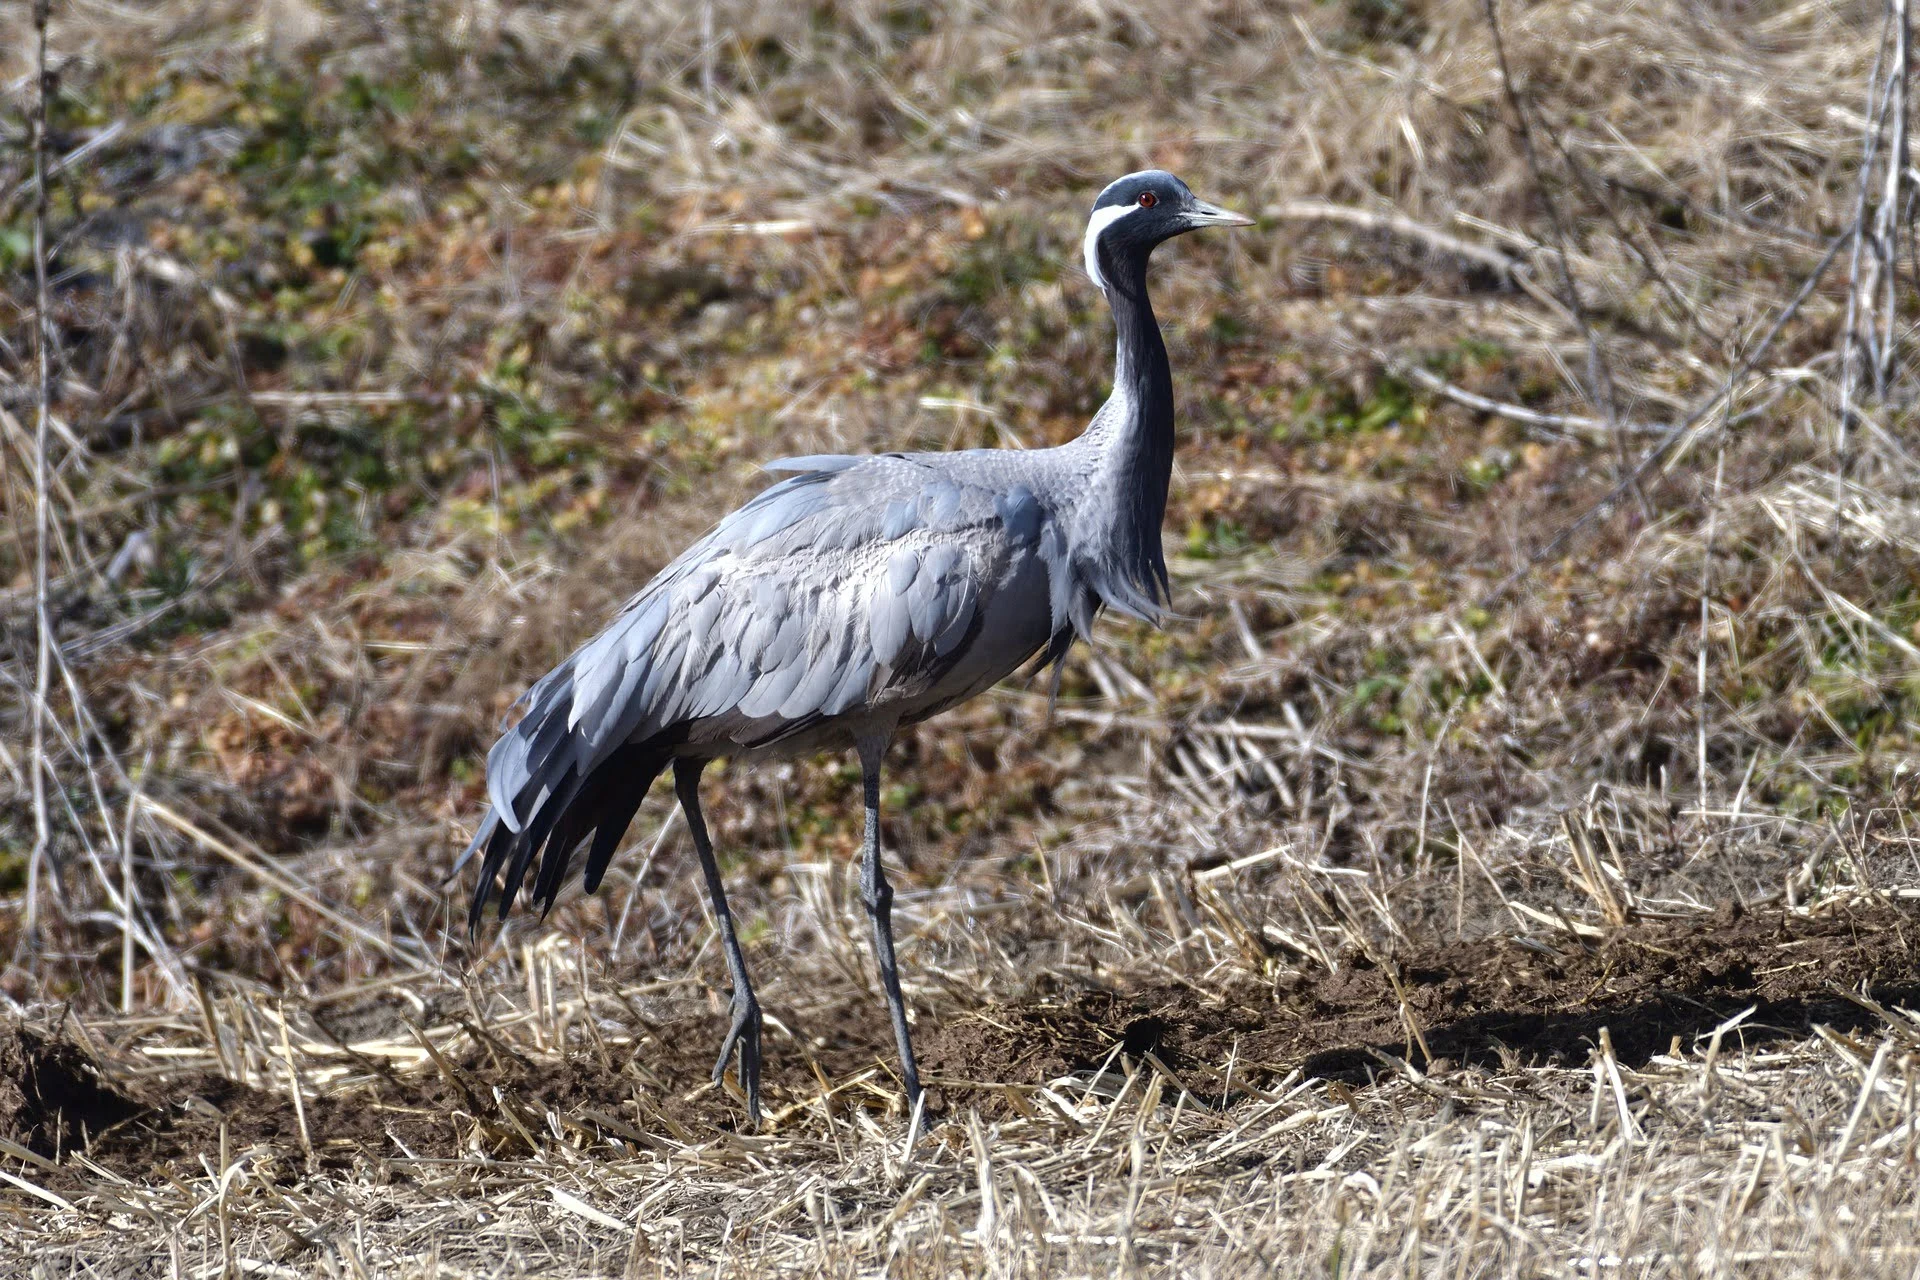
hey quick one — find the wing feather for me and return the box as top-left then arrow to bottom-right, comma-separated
761,453 -> 865,474
737,652 -> 810,720
932,575 -> 978,657
759,605 -> 806,673
869,584 -> 912,666
570,598 -> 667,732
581,780 -> 650,893
779,605 -> 854,720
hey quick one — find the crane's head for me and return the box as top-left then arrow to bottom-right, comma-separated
1083,170 -> 1252,294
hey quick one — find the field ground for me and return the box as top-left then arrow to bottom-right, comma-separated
4,0 -> 1920,1274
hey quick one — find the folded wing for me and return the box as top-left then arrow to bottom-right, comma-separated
459,455 -> 1074,928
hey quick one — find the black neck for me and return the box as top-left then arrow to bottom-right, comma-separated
1088,242 -> 1174,608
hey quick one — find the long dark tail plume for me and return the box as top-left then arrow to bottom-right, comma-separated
458,741 -> 669,936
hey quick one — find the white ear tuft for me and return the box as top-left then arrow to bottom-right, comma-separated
1082,203 -> 1138,292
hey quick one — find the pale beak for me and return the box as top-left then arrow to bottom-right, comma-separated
1185,199 -> 1255,229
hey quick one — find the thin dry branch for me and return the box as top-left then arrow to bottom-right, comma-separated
25,0 -> 55,936
1838,0 -> 1914,454
1264,199 -> 1520,280
1369,348 -> 1657,441
1479,0 -> 1624,439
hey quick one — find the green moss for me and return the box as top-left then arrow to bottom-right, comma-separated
0,225 -> 30,274
1209,312 -> 1249,343
0,849 -> 26,895
944,229 -> 1057,307
1279,373 -> 1423,441
1184,516 -> 1252,559
1462,447 -> 1515,490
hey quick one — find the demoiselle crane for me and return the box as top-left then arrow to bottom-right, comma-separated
457,171 -> 1252,1126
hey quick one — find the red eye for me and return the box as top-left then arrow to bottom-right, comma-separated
1138,191 -> 1158,208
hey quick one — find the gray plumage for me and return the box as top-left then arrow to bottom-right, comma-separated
457,171 -> 1251,1128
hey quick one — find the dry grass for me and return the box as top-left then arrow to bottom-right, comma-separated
11,865 -> 1920,1276
2,0 -> 1920,1273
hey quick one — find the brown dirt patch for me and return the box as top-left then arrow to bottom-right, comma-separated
0,1026 -> 145,1159
10,902 -> 1917,1184
67,1046 -> 695,1182
921,900 -> 1920,1105
1,992 -> 905,1184
0,1030 -> 470,1185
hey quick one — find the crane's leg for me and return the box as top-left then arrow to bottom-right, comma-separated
856,736 -> 923,1115
674,758 -> 763,1127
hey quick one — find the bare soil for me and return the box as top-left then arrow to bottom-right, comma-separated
922,899 -> 1920,1103
0,1026 -> 142,1160
0,987 -> 915,1185
9,899 -> 1913,1188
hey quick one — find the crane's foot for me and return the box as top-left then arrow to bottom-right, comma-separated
712,990 -> 763,1127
